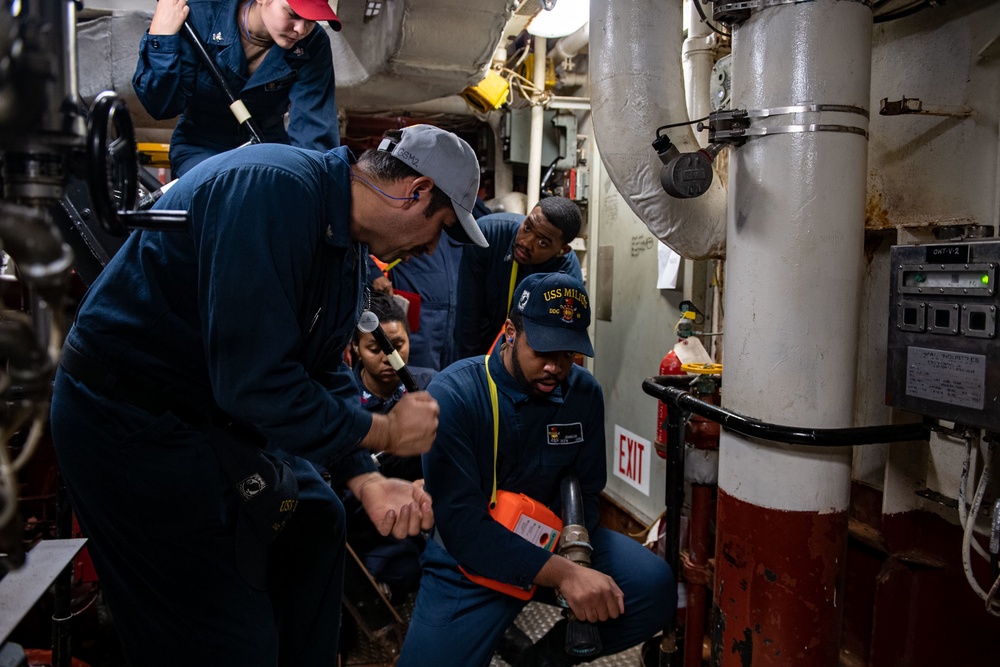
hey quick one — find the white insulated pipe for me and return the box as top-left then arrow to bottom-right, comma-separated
718,0 -> 872,509
527,35 -> 547,211
590,0 -> 727,260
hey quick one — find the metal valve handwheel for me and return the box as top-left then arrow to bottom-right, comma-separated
84,91 -> 189,234
86,91 -> 138,236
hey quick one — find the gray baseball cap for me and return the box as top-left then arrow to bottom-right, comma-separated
378,125 -> 489,248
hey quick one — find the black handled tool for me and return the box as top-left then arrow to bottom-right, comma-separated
180,19 -> 263,145
357,309 -> 419,393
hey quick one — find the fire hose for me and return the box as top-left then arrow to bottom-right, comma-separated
559,473 -> 602,659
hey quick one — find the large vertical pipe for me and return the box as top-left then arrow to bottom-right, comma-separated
713,2 -> 871,666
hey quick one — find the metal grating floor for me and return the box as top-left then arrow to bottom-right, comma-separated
489,602 -> 643,667
342,598 -> 645,666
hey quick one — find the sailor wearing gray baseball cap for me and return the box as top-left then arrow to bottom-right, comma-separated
378,125 -> 489,249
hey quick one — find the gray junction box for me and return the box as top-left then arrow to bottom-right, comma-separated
886,241 -> 1000,430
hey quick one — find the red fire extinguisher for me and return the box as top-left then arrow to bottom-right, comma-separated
655,347 -> 685,459
655,301 -> 702,458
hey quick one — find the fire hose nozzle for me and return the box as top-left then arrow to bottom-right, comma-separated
559,524 -> 592,568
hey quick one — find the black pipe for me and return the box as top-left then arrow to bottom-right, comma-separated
663,402 -> 685,589
643,377 -> 929,446
656,394 -> 685,667
180,20 -> 263,144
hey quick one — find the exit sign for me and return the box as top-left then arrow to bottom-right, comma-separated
613,425 -> 651,496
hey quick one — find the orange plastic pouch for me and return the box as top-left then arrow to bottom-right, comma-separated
459,490 -> 563,600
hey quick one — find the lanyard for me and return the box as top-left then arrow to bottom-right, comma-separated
484,354 -> 500,508
506,260 -> 519,315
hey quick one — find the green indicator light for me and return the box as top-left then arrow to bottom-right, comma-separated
982,274 -> 990,285
913,273 -> 926,283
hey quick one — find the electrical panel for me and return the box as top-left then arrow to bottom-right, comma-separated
886,241 -> 1000,430
502,108 -> 577,170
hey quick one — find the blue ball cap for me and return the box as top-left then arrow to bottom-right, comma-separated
514,272 -> 594,357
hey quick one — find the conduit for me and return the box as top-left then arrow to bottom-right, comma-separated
549,23 -> 589,63
682,4 -> 715,151
527,35 -> 547,211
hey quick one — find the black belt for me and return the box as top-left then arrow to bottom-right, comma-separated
59,342 -> 225,428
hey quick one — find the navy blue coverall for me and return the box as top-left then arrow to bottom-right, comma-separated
366,198 -> 490,370
338,364 -> 436,594
397,347 -> 676,667
382,237 -> 464,370
453,213 -> 583,360
50,144 -> 376,666
132,0 -> 340,177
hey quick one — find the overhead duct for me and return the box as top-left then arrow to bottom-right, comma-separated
76,10 -> 174,141
331,0 -> 514,111
590,0 -> 727,260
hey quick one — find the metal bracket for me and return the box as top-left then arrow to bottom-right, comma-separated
705,104 -> 870,144
879,96 -> 973,118
713,0 -> 872,25
741,124 -> 869,139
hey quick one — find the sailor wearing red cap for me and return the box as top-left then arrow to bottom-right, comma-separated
133,0 -> 342,177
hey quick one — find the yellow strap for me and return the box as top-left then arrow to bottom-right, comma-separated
484,354 -> 500,508
506,260 -> 519,315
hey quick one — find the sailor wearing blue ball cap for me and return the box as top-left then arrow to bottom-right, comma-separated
399,272 -> 676,667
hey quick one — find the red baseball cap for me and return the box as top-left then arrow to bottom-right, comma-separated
286,0 -> 342,31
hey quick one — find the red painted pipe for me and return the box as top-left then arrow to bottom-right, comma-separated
712,490 -> 847,666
